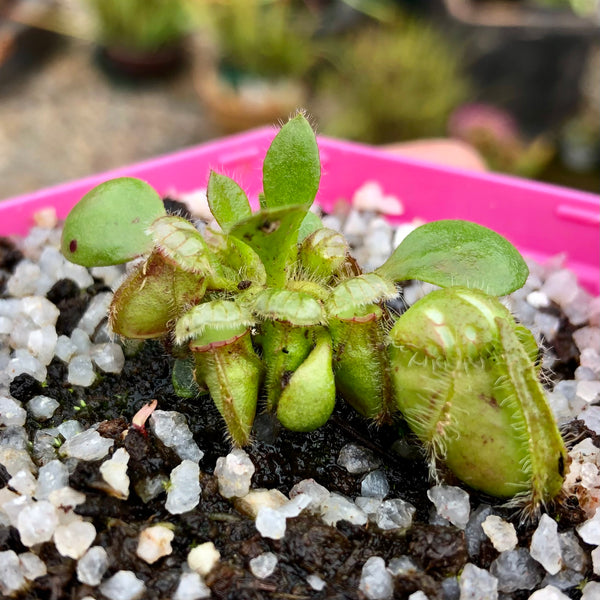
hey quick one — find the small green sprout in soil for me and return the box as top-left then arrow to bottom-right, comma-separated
61,113 -> 567,513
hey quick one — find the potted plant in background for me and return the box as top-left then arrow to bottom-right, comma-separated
195,0 -> 317,133
86,0 -> 190,77
312,16 -> 470,144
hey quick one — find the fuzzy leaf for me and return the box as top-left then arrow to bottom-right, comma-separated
326,273 -> 398,318
262,114 -> 320,209
297,211 -> 323,242
229,204 -> 309,286
376,220 -> 529,295
207,171 -> 252,232
253,289 -> 325,326
61,177 -> 166,266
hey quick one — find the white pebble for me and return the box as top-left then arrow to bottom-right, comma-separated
573,327 -> 600,353
70,328 -> 92,354
173,571 -> 211,600
427,485 -> 470,529
593,546 -> 600,576
78,292 -> 112,336
235,488 -> 288,518
214,449 -> 255,498
249,552 -> 278,579
582,581 -> 600,600
289,478 -> 329,511
0,396 -> 27,426
8,469 -> 37,496
526,291 -> 550,309
0,550 -> 27,596
374,498 -> 416,531
361,470 -> 390,499
187,541 -> 220,576
150,410 -> 204,463
100,570 -> 146,600
166,460 -> 201,515
576,381 -> 600,404
100,448 -> 130,499
77,545 -> 109,586
91,342 -> 125,374
55,335 -> 78,362
577,507 -> 600,545
278,493 -> 312,519
337,443 -> 381,474
307,573 -> 326,591
7,350 -> 46,382
54,520 -> 96,559
359,556 -> 393,600
19,551 -> 47,580
459,563 -> 498,599
481,515 -> 518,552
67,355 -> 96,387
530,514 -> 562,575
61,429 -> 114,461
27,395 -> 60,420
255,506 -> 287,540
321,493 -> 368,527
528,585 -> 570,600
137,524 -> 174,564
17,500 -> 59,546
27,326 -> 58,365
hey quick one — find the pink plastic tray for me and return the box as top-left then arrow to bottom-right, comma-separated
1,128 -> 598,294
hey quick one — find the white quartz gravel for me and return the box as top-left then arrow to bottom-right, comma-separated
0,203 -> 598,599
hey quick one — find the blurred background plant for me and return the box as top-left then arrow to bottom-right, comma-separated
86,0 -> 189,55
313,15 -> 471,144
0,0 -> 598,195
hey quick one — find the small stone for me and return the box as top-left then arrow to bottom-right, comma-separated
234,488 -> 288,518
559,531 -> 588,572
70,328 -> 92,354
255,506 -> 287,540
187,541 -> 220,576
353,181 -> 404,216
441,576 -> 460,600
173,571 -> 211,600
55,335 -> 78,362
427,485 -> 470,529
100,448 -> 130,499
530,514 -> 562,575
542,568 -> 585,591
67,355 -> 96,387
408,592 -> 429,600
166,460 -> 201,515
150,411 -> 203,463
527,585 -> 570,600
0,550 -> 27,595
0,446 -> 36,476
580,348 -> 600,375
60,429 -> 114,461
337,443 -> 381,474
582,581 -> 600,600
100,570 -> 146,600
20,296 -> 60,328
214,449 -> 255,498
19,551 -> 47,580
320,493 -> 368,527
526,291 -> 550,309
489,548 -> 544,593
17,500 -> 59,546
355,496 -> 382,517
0,395 -> 27,426
57,419 -> 84,439
2,493 -> 32,527
289,478 -> 330,511
576,380 -> 600,404
361,470 -> 390,499
307,574 -> 326,591
578,406 -> 600,435
459,563 -> 498,600
573,327 -> 600,353
36,459 -> 69,499
278,493 -> 312,519
54,520 -> 97,559
27,326 -> 58,365
387,556 -> 418,576
578,507 -> 600,545
137,525 -> 175,564
374,498 -> 416,531
77,546 -> 109,586
91,342 -> 125,374
48,486 -> 86,513
8,349 -> 47,382
534,312 -> 561,341
135,474 -> 168,504
8,469 -> 37,496
27,395 -> 60,420
481,515 -> 518,552
540,269 -> 578,307
249,552 -> 278,579
359,556 -> 393,600
78,292 -> 112,336
593,546 -> 600,576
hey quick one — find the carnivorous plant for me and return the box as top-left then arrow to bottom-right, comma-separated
61,114 -> 567,511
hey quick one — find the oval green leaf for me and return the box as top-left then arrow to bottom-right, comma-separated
376,220 -> 529,296
61,177 -> 166,266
